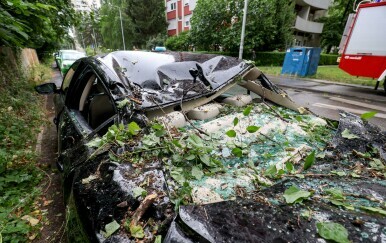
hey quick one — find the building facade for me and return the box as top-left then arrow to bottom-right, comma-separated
72,0 -> 101,12
165,0 -> 197,36
293,0 -> 332,46
165,0 -> 332,47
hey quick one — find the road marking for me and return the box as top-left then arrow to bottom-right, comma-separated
313,103 -> 386,119
329,97 -> 386,112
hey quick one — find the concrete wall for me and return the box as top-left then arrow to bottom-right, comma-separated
20,48 -> 39,70
0,47 -> 39,74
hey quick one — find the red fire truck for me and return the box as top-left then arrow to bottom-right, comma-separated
339,1 -> 386,93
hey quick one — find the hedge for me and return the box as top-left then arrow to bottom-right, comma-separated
195,51 -> 338,66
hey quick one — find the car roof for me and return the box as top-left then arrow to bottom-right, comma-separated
60,50 -> 85,54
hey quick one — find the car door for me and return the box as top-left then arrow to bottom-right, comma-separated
56,63 -> 117,193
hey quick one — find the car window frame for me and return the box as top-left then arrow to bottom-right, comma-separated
61,61 -> 82,94
64,64 -> 117,133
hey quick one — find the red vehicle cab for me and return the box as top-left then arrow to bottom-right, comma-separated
339,1 -> 386,92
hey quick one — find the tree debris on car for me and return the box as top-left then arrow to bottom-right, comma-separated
35,51 -> 385,242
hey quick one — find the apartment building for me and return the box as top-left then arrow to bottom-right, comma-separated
165,0 -> 197,36
72,0 -> 101,12
293,0 -> 333,46
165,0 -> 332,47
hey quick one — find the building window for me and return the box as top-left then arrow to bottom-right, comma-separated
185,0 -> 189,6
185,21 -> 190,27
171,2 -> 176,11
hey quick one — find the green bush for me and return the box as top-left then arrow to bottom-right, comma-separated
194,51 -> 338,66
319,54 -> 338,65
165,31 -> 190,51
253,52 -> 286,66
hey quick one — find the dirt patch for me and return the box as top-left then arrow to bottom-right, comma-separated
33,70 -> 66,243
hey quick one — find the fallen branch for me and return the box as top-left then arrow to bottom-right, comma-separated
130,193 -> 157,227
182,111 -> 209,137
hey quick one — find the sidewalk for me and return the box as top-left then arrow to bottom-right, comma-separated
267,74 -> 386,102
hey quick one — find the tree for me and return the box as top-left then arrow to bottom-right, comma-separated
99,0 -> 134,50
319,0 -> 355,53
126,0 -> 167,48
146,33 -> 167,50
0,0 -> 79,57
76,10 -> 103,50
190,0 -> 295,53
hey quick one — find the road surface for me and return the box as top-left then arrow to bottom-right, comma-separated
229,75 -> 386,131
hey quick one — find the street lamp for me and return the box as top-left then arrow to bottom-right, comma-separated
118,7 -> 126,50
239,0 -> 248,59
110,5 -> 126,50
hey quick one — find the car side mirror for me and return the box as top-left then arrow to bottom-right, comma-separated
35,83 -> 59,94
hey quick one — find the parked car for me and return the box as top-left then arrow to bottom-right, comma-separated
36,51 -> 385,243
55,50 -> 86,76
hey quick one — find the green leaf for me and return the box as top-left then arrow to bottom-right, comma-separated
233,117 -> 239,126
128,122 -> 141,135
185,154 -> 196,161
155,235 -> 162,243
232,147 -> 243,157
246,125 -> 260,133
191,166 -> 204,180
369,158 -> 385,170
360,111 -> 377,120
285,162 -> 294,172
86,138 -> 103,148
243,106 -> 252,116
330,200 -> 354,210
316,222 -> 350,243
341,128 -> 359,139
359,206 -> 386,216
103,220 -> 120,238
199,154 -> 211,166
331,171 -> 347,176
130,224 -> 145,239
187,134 -> 204,147
283,186 -> 311,204
325,188 -> 345,200
265,164 -> 277,177
226,129 -> 236,137
132,187 -> 147,198
303,151 -> 315,170
152,124 -> 164,130
170,168 -> 186,184
117,98 -> 130,108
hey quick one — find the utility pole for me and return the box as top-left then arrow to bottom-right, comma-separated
239,0 -> 248,59
119,7 -> 126,50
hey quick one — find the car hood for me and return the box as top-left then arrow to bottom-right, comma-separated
62,60 -> 75,66
72,55 -> 386,242
74,105 -> 386,242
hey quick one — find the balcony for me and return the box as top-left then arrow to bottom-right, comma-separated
294,16 -> 324,34
295,0 -> 331,10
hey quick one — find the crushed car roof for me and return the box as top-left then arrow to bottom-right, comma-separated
100,51 -> 251,110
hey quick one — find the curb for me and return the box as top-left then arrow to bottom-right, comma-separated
266,74 -> 378,90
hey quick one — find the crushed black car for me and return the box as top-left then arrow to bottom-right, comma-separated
36,51 -> 386,243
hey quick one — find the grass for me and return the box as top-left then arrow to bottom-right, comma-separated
0,61 -> 50,242
259,65 -> 379,87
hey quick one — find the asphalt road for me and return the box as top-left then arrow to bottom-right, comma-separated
228,75 -> 386,131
